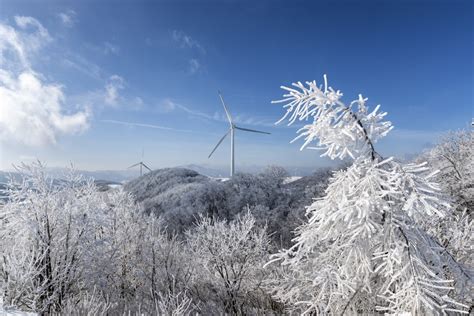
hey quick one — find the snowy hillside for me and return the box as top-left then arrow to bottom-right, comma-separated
122,167 -> 333,237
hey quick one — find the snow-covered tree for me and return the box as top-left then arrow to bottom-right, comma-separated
133,219 -> 197,314
0,162 -> 105,313
186,213 -> 276,315
420,129 -> 473,214
0,162 -> 199,315
416,130 -> 473,305
266,76 -> 471,314
81,187 -> 146,311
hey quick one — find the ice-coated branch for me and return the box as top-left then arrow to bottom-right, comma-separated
273,75 -> 393,161
267,76 -> 469,315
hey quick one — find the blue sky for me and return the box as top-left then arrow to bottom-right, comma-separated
0,0 -> 472,171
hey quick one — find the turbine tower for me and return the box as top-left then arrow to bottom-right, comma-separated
128,148 -> 152,176
208,91 -> 270,177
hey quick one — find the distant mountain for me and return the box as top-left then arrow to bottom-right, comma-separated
45,168 -> 138,183
0,171 -> 21,185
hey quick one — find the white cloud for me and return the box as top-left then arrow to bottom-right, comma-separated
171,30 -> 205,54
104,75 -> 124,106
0,16 -> 90,147
0,70 -> 89,146
57,10 -> 76,27
188,58 -> 201,74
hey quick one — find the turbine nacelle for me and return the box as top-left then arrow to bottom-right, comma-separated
128,149 -> 152,176
208,92 -> 270,177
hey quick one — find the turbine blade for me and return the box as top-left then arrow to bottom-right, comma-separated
142,163 -> 152,172
127,163 -> 140,169
234,126 -> 271,134
208,129 -> 230,158
218,91 -> 233,124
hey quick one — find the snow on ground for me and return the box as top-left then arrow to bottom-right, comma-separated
209,176 -> 301,184
209,177 -> 230,182
0,301 -> 37,316
283,176 -> 302,184
0,311 -> 37,316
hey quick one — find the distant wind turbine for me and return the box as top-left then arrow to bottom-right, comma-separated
128,149 -> 152,176
208,91 -> 270,177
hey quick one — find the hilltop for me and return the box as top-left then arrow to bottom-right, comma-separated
123,166 -> 333,243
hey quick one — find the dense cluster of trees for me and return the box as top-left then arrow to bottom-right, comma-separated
1,162 -> 283,314
0,77 -> 472,315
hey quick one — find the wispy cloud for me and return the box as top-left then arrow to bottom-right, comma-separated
69,75 -> 144,111
84,41 -> 120,56
171,30 -> 205,54
101,119 -> 195,133
171,30 -> 205,75
159,99 -> 214,120
131,97 -> 145,110
231,114 -> 276,127
188,58 -> 201,74
103,42 -> 119,55
104,75 -> 124,106
61,53 -> 103,81
160,98 -> 275,128
1,16 -> 52,68
57,10 -> 76,27
157,98 -> 178,112
211,111 -> 276,127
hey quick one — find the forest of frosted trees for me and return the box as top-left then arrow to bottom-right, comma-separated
0,77 -> 472,315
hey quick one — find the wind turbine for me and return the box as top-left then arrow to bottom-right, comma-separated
128,149 -> 152,176
208,91 -> 270,177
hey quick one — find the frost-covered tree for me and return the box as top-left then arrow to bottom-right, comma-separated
0,162 -> 199,315
0,162 -> 105,313
186,213 -> 277,315
416,130 -> 473,305
133,219 -> 197,315
420,130 -> 473,214
266,76 -> 471,314
82,187 -> 146,311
